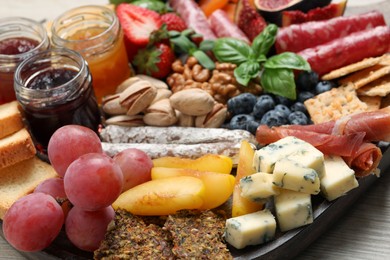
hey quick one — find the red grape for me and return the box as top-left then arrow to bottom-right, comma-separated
65,206 -> 115,252
113,148 -> 153,191
47,125 -> 103,177
3,193 -> 64,252
34,177 -> 66,199
64,153 -> 123,211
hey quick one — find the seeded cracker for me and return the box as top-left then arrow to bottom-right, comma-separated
338,63 -> 390,89
357,74 -> 390,97
358,96 -> 382,111
304,84 -> 368,124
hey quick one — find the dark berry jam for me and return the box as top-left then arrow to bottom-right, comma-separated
27,68 -> 77,90
0,37 -> 39,55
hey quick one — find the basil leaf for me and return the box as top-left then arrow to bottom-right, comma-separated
264,52 -> 311,71
251,24 -> 278,58
199,40 -> 215,52
234,61 -> 260,86
261,68 -> 296,99
213,38 -> 253,65
192,50 -> 215,70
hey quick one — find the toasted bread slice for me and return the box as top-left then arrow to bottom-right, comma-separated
0,156 -> 58,219
0,101 -> 24,139
0,128 -> 36,169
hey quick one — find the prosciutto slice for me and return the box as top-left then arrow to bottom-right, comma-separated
343,142 -> 382,177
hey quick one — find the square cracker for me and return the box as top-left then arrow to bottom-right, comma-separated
321,55 -> 387,81
338,64 -> 390,89
358,95 -> 382,111
304,84 -> 368,124
357,74 -> 390,97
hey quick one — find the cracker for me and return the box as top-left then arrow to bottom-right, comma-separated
338,64 -> 390,89
304,83 -> 368,124
357,74 -> 390,97
321,55 -> 386,81
358,95 -> 382,111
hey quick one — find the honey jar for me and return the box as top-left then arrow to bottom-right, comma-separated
51,5 -> 131,103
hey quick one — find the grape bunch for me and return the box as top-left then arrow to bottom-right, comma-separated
225,71 -> 337,135
3,125 -> 154,253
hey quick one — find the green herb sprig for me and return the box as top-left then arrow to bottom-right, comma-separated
213,24 -> 310,100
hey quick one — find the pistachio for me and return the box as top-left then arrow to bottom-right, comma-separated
195,103 -> 227,128
151,88 -> 172,104
137,74 -> 168,89
116,76 -> 141,93
143,99 -> 178,126
169,88 -> 215,116
102,94 -> 127,115
176,110 -> 195,127
119,80 -> 157,116
105,115 -> 145,127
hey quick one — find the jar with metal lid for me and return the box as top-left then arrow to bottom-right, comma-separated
51,5 -> 131,103
0,17 -> 50,104
14,48 -> 101,153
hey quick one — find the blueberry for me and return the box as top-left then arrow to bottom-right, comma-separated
288,111 -> 309,125
246,120 -> 261,135
296,71 -> 319,91
229,114 -> 255,130
290,102 -> 308,114
297,91 -> 315,103
274,95 -> 294,107
260,110 -> 288,127
315,81 -> 336,94
227,93 -> 257,116
274,104 -> 291,117
253,95 -> 275,119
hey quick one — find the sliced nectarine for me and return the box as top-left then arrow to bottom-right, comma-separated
199,0 -> 229,17
232,140 -> 264,217
152,154 -> 233,174
112,176 -> 205,216
152,167 -> 235,210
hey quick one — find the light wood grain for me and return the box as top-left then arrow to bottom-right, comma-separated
1,1 -> 390,259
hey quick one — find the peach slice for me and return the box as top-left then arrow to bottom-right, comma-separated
232,140 -> 264,217
152,167 -> 235,210
152,154 -> 233,174
112,176 -> 205,216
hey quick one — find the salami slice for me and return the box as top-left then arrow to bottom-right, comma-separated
298,26 -> 390,76
275,11 -> 387,54
168,0 -> 216,40
208,10 -> 250,43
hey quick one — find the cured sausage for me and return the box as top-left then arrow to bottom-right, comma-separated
168,0 -> 217,40
298,26 -> 390,76
208,10 -> 250,43
275,11 -> 387,54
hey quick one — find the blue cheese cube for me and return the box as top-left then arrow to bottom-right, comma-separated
321,155 -> 359,201
274,189 -> 313,232
273,158 -> 320,195
239,172 -> 280,202
224,209 -> 276,249
253,136 -> 324,175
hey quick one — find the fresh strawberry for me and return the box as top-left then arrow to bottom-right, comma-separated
116,3 -> 163,61
160,13 -> 187,32
133,43 -> 175,79
236,0 -> 267,41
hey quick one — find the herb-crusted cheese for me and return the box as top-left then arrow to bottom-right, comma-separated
253,136 -> 324,175
239,172 -> 280,202
321,155 -> 359,201
273,158 -> 320,195
274,189 -> 313,232
224,209 -> 276,249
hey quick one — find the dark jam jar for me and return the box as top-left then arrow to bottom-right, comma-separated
0,17 -> 50,104
14,48 -> 101,153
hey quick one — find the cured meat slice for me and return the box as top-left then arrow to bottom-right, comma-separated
169,0 -> 217,40
275,11 -> 386,54
298,26 -> 390,76
343,142 -> 382,177
208,10 -> 250,43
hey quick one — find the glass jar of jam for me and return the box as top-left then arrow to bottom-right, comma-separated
14,48 -> 101,153
51,5 -> 132,104
0,17 -> 50,105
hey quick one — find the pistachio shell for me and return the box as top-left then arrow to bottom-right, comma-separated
144,99 -> 178,126
170,88 -> 215,116
119,80 -> 157,116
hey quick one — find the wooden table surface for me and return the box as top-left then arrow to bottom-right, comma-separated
1,0 -> 390,259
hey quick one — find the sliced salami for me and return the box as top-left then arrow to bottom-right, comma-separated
208,10 -> 250,43
298,26 -> 390,76
169,0 -> 217,40
275,11 -> 387,54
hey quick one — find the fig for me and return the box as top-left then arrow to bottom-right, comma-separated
234,0 -> 267,41
254,0 -> 332,26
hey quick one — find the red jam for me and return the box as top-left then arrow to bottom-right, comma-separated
0,37 -> 39,55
